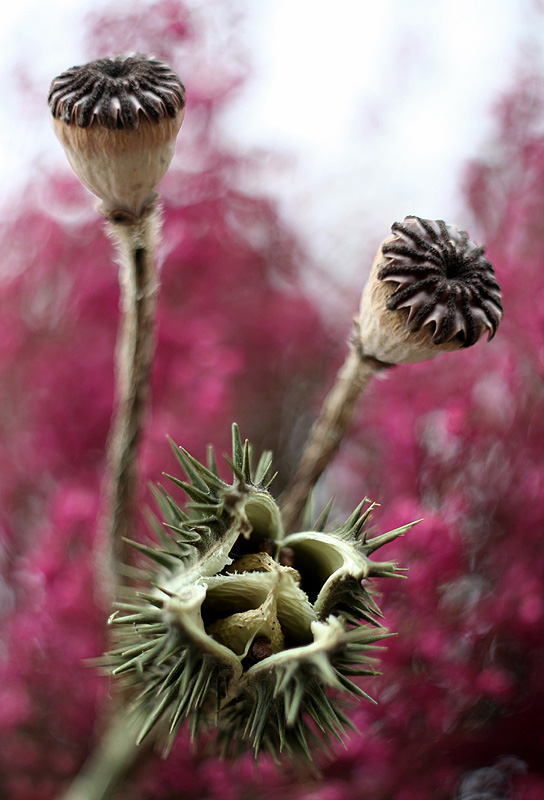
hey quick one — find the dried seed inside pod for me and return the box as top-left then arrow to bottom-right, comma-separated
48,54 -> 186,218
358,216 -> 503,365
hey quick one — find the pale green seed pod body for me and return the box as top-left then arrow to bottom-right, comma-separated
51,111 -> 184,217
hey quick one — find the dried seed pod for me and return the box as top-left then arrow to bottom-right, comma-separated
48,54 -> 185,218
105,425 -> 412,759
280,500 -> 413,625
203,568 -> 316,653
358,216 -> 503,364
219,616 -> 388,760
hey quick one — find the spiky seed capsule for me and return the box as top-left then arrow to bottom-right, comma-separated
358,216 -> 503,365
105,425 -> 413,760
48,54 -> 186,218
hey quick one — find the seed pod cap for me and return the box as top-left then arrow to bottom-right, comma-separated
358,216 -> 503,365
48,54 -> 186,217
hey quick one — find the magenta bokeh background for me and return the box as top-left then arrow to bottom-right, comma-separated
1,3 -> 543,799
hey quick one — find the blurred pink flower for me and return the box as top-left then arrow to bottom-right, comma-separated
1,2 -> 544,799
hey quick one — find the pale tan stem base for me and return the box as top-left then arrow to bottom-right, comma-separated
96,205 -> 161,607
280,340 -> 387,532
60,708 -> 145,800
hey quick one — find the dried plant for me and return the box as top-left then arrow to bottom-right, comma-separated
48,53 -> 185,604
49,54 -> 185,219
105,424 -> 413,759
1,19 -> 521,800
281,216 -> 502,531
358,215 -> 503,365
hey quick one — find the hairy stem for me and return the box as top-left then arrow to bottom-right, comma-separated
96,205 -> 161,606
60,207 -> 161,800
280,332 -> 388,532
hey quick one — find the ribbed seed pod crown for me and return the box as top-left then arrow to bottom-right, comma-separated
48,54 -> 186,218
358,216 -> 503,365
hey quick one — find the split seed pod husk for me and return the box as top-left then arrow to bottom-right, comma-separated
48,54 -> 186,218
358,216 -> 503,364
104,425 -> 414,760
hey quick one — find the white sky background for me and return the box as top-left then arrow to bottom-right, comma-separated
0,0 -> 541,286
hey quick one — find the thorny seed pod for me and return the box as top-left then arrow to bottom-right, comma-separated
48,54 -> 185,218
105,425 -> 414,760
358,216 -> 503,365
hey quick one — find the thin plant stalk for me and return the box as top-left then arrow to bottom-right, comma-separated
97,205 -> 161,607
59,707 -> 146,800
59,208 -> 161,799
280,326 -> 389,532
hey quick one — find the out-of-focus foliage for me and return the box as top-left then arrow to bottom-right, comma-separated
1,1 -> 543,799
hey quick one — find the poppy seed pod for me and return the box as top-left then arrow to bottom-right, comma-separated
48,54 -> 185,218
358,216 -> 503,365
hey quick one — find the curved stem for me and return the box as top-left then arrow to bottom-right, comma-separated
96,205 -> 161,606
280,335 -> 388,532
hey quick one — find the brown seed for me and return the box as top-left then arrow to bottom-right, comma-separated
279,547 -> 296,567
257,538 -> 276,555
250,636 -> 274,662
